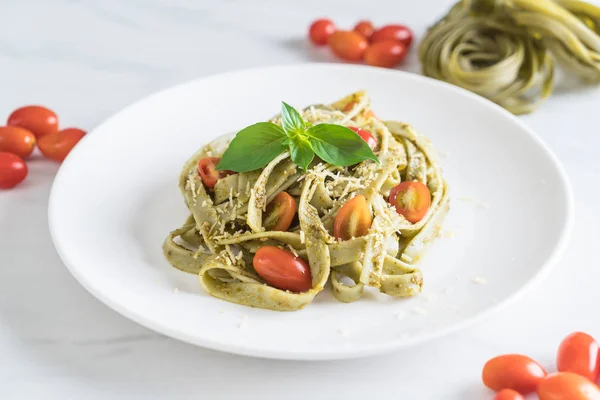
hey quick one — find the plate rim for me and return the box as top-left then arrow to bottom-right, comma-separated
48,63 -> 575,360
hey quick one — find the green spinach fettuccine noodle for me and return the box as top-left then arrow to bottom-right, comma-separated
420,0 -> 600,114
163,92 -> 449,311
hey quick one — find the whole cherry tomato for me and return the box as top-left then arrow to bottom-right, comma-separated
494,389 -> 525,400
0,126 -> 36,158
328,31 -> 368,61
7,105 -> 58,138
388,181 -> 431,223
538,372 -> 600,400
364,40 -> 407,68
309,18 -> 336,46
353,20 -> 374,40
334,194 -> 372,241
253,246 -> 312,292
557,332 -> 600,381
197,157 -> 233,188
0,152 -> 28,189
264,192 -> 297,232
371,24 -> 413,47
482,354 -> 547,394
348,126 -> 377,150
38,128 -> 86,162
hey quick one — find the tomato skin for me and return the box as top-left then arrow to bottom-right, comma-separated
348,126 -> 377,150
494,389 -> 525,400
557,332 -> 600,381
328,31 -> 368,61
482,354 -> 547,394
0,152 -> 28,189
0,126 -> 36,158
364,40 -> 407,68
309,18 -> 335,46
264,192 -> 297,232
538,372 -> 600,400
334,195 -> 372,241
197,157 -> 233,188
38,128 -> 86,162
371,24 -> 413,47
7,105 -> 58,139
388,181 -> 431,223
354,20 -> 374,40
253,246 -> 312,292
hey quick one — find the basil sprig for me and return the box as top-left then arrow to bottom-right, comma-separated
216,102 -> 379,172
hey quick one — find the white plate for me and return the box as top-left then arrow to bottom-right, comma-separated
49,64 -> 573,360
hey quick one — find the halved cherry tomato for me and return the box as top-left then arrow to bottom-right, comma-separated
371,24 -> 413,47
348,126 -> 377,150
538,372 -> 600,400
197,157 -> 233,188
38,128 -> 86,162
353,20 -> 374,40
0,152 -> 28,189
253,246 -> 312,292
494,389 -> 525,400
0,126 -> 36,158
328,31 -> 368,61
557,332 -> 600,381
482,354 -> 547,394
364,40 -> 407,68
7,105 -> 58,139
389,181 -> 431,223
334,195 -> 372,241
309,18 -> 335,46
264,192 -> 296,232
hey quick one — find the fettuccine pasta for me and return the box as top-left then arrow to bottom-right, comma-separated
163,92 -> 449,311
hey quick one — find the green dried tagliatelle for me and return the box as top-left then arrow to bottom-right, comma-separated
420,0 -> 600,114
162,91 -> 449,311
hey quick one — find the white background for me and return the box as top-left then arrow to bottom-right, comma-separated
1,0 -> 598,399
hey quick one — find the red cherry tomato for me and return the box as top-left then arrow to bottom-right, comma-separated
38,128 -> 86,162
264,192 -> 297,232
557,332 -> 600,381
253,246 -> 312,292
309,18 -> 335,46
494,389 -> 525,400
7,105 -> 59,139
0,126 -> 36,158
482,354 -> 547,395
364,40 -> 407,68
0,152 -> 28,189
371,24 -> 413,47
353,20 -> 374,40
538,372 -> 600,400
334,195 -> 372,241
197,157 -> 233,188
328,31 -> 368,61
348,126 -> 377,150
389,181 -> 431,223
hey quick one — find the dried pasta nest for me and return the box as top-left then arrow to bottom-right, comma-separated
419,0 -> 600,114
163,91 -> 449,311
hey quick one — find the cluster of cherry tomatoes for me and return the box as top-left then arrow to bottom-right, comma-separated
197,124 -> 431,292
308,18 -> 413,68
484,331 -> 600,399
0,105 -> 86,189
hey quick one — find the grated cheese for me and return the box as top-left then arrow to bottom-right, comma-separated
239,315 -> 249,330
396,311 -> 406,320
338,327 -> 351,337
472,276 -> 487,285
299,231 -> 305,244
443,286 -> 454,295
172,287 -> 179,294
412,307 -> 428,316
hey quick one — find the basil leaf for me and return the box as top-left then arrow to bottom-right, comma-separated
216,122 -> 287,172
305,124 -> 380,166
289,137 -> 314,171
281,102 -> 306,136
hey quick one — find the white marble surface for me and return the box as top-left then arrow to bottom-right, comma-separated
1,0 -> 599,398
